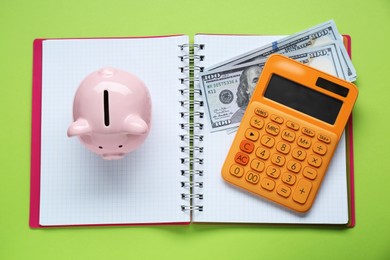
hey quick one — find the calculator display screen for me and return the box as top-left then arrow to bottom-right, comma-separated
264,74 -> 343,124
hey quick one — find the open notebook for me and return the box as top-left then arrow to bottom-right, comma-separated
30,34 -> 355,227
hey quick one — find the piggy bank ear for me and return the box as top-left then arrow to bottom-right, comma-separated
123,115 -> 149,135
67,118 -> 92,137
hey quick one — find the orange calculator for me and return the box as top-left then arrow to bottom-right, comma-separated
221,54 -> 358,212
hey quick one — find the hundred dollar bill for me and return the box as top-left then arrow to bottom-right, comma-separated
200,45 -> 348,132
205,20 -> 357,82
285,43 -> 348,80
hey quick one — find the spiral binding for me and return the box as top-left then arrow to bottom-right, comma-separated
178,43 -> 205,213
181,169 -> 204,177
181,146 -> 203,153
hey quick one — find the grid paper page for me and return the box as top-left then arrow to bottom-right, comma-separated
39,35 -> 190,226
193,34 -> 349,224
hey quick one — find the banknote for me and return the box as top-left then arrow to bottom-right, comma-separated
205,20 -> 356,82
284,43 -> 348,80
200,45 -> 348,132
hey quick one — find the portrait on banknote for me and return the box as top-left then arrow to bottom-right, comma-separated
230,65 -> 262,124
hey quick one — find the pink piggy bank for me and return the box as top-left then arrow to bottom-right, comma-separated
67,68 -> 152,160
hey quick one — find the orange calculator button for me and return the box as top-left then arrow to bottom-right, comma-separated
271,154 -> 286,167
261,135 -> 275,148
293,179 -> 312,204
270,114 -> 284,124
245,171 -> 260,184
266,165 -> 281,179
277,184 -> 292,198
281,129 -> 296,142
302,127 -> 315,137
312,142 -> 327,155
302,167 -> 317,180
287,160 -> 301,173
229,164 -> 244,178
297,135 -> 311,149
240,140 -> 254,154
265,122 -> 280,136
291,147 -> 307,161
261,178 -> 275,191
245,128 -> 259,141
286,120 -> 299,131
250,116 -> 264,129
256,147 -> 270,160
234,152 -> 250,166
317,133 -> 331,144
308,154 -> 322,168
250,159 -> 265,172
254,108 -> 268,118
276,141 -> 291,154
281,173 -> 296,185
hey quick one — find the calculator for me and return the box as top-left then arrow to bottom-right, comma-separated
221,54 -> 358,212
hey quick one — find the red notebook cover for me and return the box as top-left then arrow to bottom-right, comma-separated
29,35 -> 356,227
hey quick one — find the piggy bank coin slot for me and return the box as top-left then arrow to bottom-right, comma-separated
104,90 -> 110,127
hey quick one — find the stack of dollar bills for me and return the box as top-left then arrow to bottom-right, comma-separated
199,20 -> 357,133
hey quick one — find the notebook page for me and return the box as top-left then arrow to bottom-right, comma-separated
39,35 -> 190,225
193,34 -> 349,224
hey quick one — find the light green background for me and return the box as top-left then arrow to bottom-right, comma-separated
1,0 -> 389,259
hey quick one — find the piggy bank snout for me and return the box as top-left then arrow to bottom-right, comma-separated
68,68 -> 152,160
103,153 -> 125,160
79,132 -> 140,159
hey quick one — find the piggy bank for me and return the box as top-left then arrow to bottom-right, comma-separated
67,68 -> 152,160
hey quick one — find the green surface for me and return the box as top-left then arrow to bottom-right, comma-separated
1,0 -> 389,259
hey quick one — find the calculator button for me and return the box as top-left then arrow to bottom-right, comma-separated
229,164 -> 244,178
240,140 -> 254,154
265,122 -> 280,136
287,160 -> 301,173
276,141 -> 291,154
234,152 -> 250,166
302,167 -> 317,180
245,171 -> 260,185
271,154 -> 286,167
261,178 -> 275,191
256,147 -> 270,160
292,147 -> 307,161
281,129 -> 296,142
250,116 -> 265,129
270,114 -> 284,124
286,121 -> 299,130
308,154 -> 322,168
317,133 -> 331,144
293,179 -> 312,204
302,127 -> 315,137
266,165 -> 281,179
297,135 -> 312,149
281,173 -> 296,185
254,108 -> 268,118
312,142 -> 327,155
250,159 -> 265,172
245,128 -> 259,141
261,135 -> 275,148
277,184 -> 292,198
